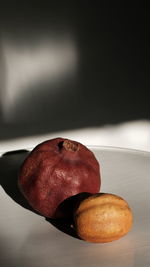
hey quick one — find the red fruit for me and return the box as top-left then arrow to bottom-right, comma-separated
18,138 -> 101,218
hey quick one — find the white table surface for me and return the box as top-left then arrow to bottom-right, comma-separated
1,145 -> 150,267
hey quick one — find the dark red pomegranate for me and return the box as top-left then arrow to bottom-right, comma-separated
18,138 -> 101,218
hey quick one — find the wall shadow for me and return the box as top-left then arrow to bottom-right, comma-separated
0,6 -> 150,140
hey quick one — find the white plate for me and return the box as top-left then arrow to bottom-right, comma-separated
0,146 -> 150,267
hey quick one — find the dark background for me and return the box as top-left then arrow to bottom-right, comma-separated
0,4 -> 149,140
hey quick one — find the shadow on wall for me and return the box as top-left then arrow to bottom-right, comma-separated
0,5 -> 150,140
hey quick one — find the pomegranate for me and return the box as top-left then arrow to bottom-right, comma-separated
18,138 -> 101,218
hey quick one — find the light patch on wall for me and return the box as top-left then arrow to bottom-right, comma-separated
1,34 -> 78,121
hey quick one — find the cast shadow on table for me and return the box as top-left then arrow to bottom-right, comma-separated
0,150 -> 89,240
0,149 -> 36,212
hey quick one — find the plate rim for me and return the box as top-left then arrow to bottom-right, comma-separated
1,145 -> 150,158
88,145 -> 150,157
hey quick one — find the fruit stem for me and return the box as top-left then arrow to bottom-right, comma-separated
63,140 -> 79,152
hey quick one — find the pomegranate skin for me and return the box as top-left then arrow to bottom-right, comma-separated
18,138 -> 101,218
